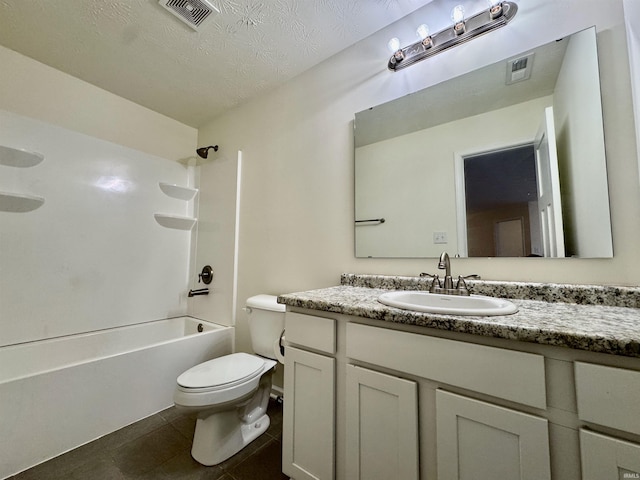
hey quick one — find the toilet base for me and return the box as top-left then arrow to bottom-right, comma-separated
189,369 -> 274,466
191,411 -> 271,466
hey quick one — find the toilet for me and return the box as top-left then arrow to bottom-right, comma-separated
173,294 -> 285,466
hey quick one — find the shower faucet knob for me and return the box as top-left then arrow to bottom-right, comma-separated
198,265 -> 213,284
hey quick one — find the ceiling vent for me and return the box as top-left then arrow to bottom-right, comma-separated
506,53 -> 534,85
158,0 -> 219,30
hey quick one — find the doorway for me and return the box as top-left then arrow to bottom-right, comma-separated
456,144 -> 542,257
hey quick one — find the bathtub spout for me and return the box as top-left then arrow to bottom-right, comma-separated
188,288 -> 209,297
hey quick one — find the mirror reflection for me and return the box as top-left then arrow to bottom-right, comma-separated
355,27 -> 613,258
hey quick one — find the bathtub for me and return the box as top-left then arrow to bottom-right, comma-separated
0,316 -> 233,479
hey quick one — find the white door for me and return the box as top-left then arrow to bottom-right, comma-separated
495,217 -> 525,256
436,389 -> 551,480
580,429 -> 640,479
345,364 -> 419,480
534,106 -> 565,257
283,346 -> 335,480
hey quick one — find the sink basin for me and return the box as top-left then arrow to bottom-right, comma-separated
377,291 -> 518,316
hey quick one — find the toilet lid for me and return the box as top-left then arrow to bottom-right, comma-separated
177,352 -> 265,389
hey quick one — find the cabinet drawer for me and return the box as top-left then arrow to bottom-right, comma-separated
575,362 -> 640,435
285,312 -> 336,354
346,322 -> 546,409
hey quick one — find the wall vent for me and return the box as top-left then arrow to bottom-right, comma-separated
158,0 -> 219,30
506,53 -> 535,85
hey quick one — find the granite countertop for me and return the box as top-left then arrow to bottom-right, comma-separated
277,274 -> 640,358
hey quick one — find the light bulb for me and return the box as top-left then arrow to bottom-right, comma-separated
451,5 -> 465,24
416,24 -> 433,48
387,37 -> 401,53
416,24 -> 430,40
487,0 -> 503,18
387,37 -> 404,64
451,5 -> 465,35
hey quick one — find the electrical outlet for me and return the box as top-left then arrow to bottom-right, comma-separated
433,231 -> 448,244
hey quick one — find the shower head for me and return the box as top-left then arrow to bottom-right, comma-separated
196,145 -> 219,159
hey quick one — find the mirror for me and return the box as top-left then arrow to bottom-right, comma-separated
355,27 -> 613,258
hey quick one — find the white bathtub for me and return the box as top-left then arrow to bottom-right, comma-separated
0,316 -> 233,479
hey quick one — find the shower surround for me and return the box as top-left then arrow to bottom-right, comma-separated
0,109 -> 196,345
0,109 -> 219,477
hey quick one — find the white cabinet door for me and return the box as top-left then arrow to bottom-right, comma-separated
580,429 -> 640,479
345,364 -> 419,480
283,346 -> 335,480
436,390 -> 550,480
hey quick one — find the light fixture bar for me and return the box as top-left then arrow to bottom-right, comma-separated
388,1 -> 518,72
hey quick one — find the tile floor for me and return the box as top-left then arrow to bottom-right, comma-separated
11,398 -> 288,480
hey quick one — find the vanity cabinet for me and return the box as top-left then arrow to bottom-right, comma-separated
282,306 -> 640,480
345,321 -> 550,480
345,364 -> 418,480
283,313 -> 336,480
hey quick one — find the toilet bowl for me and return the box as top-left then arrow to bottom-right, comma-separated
173,295 -> 285,466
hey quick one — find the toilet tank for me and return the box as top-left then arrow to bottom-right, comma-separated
246,294 -> 285,359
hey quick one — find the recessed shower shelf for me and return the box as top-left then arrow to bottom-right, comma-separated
0,191 -> 45,212
154,213 -> 197,230
159,182 -> 198,201
0,145 -> 44,168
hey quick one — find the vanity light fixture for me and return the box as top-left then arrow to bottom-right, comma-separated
387,1 -> 518,72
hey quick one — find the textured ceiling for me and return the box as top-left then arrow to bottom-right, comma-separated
0,0 -> 431,127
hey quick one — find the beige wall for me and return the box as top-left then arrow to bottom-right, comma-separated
0,45 -> 196,159
196,0 -> 640,355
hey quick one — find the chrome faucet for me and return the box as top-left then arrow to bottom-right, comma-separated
419,252 -> 481,296
438,252 -> 453,290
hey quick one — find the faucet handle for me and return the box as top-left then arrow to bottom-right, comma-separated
455,274 -> 480,295
420,273 -> 442,292
455,275 -> 470,295
429,274 -> 441,292
462,274 -> 481,280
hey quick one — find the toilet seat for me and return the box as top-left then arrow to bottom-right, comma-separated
174,352 -> 276,408
177,352 -> 265,390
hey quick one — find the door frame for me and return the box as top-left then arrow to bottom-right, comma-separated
534,106 -> 565,258
454,140 -> 534,257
